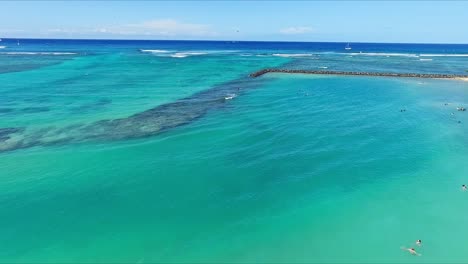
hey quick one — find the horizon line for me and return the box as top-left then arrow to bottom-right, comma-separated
1,37 -> 468,46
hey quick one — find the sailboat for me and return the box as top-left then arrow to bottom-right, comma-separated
345,43 -> 352,50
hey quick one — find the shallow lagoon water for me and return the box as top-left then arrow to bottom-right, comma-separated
1,40 -> 468,262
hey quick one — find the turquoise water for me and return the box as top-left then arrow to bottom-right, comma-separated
1,40 -> 468,263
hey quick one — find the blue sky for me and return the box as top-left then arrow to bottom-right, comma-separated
1,1 -> 468,43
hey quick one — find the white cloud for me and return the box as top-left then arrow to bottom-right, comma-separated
0,28 -> 26,33
47,28 -> 77,33
98,19 -> 217,37
279,26 -> 314,35
3,19 -> 218,39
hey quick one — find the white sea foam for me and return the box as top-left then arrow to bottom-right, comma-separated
342,52 -> 468,58
419,58 -> 433,61
272,53 -> 314,57
318,66 -> 328,69
170,52 -> 207,58
140,49 -> 170,53
51,52 -> 76,55
0,46 -> 5,49
0,52 -> 76,55
141,49 -> 241,58
345,52 -> 419,57
140,49 -> 208,58
171,54 -> 188,58
209,50 -> 241,53
419,54 -> 468,57
224,93 -> 237,100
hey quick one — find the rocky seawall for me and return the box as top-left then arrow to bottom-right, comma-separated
250,69 -> 468,79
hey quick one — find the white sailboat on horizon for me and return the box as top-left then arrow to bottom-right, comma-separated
345,43 -> 352,50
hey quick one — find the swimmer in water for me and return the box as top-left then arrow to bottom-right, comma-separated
462,184 -> 467,191
401,247 -> 421,256
416,239 -> 422,246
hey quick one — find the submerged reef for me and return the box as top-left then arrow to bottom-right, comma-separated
0,77 -> 262,152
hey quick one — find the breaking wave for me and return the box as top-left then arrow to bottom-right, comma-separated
419,54 -> 468,57
272,53 -> 315,58
140,49 -> 170,53
344,52 -> 419,57
170,52 -> 207,58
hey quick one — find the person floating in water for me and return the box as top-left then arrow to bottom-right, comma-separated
462,184 -> 467,191
401,247 -> 421,256
416,239 -> 422,246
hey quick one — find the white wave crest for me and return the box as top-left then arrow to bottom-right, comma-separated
224,93 -> 237,100
51,52 -> 76,55
0,46 -> 6,49
419,58 -> 433,61
272,53 -> 314,57
141,49 -> 208,58
170,52 -> 207,58
140,49 -> 170,53
340,52 -> 468,58
346,52 -> 419,57
420,54 -> 468,57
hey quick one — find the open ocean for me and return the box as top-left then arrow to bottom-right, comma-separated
1,39 -> 468,263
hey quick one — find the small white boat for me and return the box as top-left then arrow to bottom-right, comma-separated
345,43 -> 352,50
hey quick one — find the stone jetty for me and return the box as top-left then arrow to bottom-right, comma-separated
249,68 -> 468,79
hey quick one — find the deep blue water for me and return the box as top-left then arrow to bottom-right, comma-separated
2,38 -> 468,53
